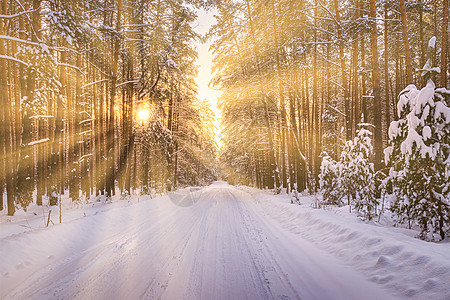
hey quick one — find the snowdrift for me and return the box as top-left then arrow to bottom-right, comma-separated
240,186 -> 450,299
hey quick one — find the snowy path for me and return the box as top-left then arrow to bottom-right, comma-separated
0,182 -> 416,299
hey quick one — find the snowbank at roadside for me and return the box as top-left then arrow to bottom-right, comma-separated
239,186 -> 450,300
0,190 -> 165,240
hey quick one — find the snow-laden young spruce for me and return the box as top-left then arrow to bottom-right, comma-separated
319,154 -> 341,205
385,78 -> 450,240
320,126 -> 377,220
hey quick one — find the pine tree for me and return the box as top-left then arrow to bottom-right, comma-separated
386,51 -> 450,239
319,153 -> 342,206
338,126 -> 377,218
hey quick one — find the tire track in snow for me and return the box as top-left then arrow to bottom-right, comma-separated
235,187 -> 397,300
235,190 -> 301,300
2,183 -> 398,300
139,208 -> 202,299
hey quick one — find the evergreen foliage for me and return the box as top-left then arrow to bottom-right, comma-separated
339,127 -> 377,219
386,79 -> 450,240
320,126 -> 377,220
319,154 -> 341,206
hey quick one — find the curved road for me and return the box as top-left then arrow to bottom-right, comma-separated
2,182 -> 395,300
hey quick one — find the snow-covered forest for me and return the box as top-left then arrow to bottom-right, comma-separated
0,0 -> 218,218
1,0 -> 450,298
212,0 -> 449,240
0,0 -> 449,235
0,0 -> 449,237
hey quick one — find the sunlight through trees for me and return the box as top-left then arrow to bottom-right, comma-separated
0,0 -> 218,217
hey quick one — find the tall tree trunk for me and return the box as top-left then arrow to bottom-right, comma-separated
419,2 -> 426,87
394,32 -> 401,120
167,77 -> 174,184
399,0 -> 414,84
107,0 -> 122,198
99,79 -> 106,195
57,50 -> 66,202
305,67 -> 312,190
68,54 -> 77,203
297,71 -> 306,192
441,0 -> 448,87
361,36 -> 367,121
312,1 -> 319,190
173,96 -> 180,188
93,56 -> 100,197
36,116 -> 45,206
335,0 -> 351,141
353,9 -> 360,128
125,41 -> 134,195
81,53 -> 89,199
289,90 -> 296,193
370,0 -> 383,170
384,5 -> 390,141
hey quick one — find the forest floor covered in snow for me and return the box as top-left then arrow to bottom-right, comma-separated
1,182 -> 449,300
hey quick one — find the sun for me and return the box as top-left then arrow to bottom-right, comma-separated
136,103 -> 151,124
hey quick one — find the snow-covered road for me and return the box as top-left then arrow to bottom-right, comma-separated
0,182 -> 443,299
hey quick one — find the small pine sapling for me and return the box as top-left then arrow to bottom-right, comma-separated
339,126 -> 377,219
319,153 -> 342,206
